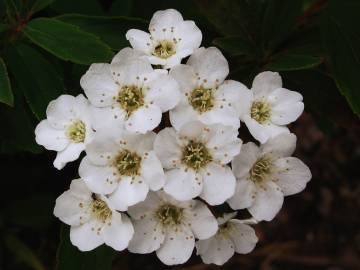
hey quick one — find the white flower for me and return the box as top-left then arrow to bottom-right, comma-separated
35,94 -> 94,170
196,212 -> 258,265
126,9 -> 202,69
154,121 -> 241,205
80,47 -> 180,134
127,191 -> 218,265
79,131 -> 165,211
53,178 -> 134,251
169,47 -> 247,130
228,133 -> 311,221
238,71 -> 304,143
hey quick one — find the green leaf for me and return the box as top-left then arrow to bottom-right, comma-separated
212,36 -> 255,56
0,57 -> 14,106
196,0 -> 263,42
3,233 -> 45,270
321,0 -> 360,116
5,43 -> 65,119
0,23 -> 9,33
110,0 -> 132,16
51,0 -> 105,15
265,54 -> 323,71
57,14 -> 147,50
23,18 -> 114,65
30,0 -> 55,13
56,226 -> 115,270
261,0 -> 303,50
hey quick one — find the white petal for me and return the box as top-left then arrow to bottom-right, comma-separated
227,179 -> 255,210
154,128 -> 182,169
228,220 -> 258,254
187,200 -> 218,240
79,157 -> 118,194
243,115 -> 289,144
125,104 -> 162,133
161,53 -> 186,69
53,180 -> 91,226
120,131 -> 155,155
196,235 -> 235,266
80,64 -> 118,107
273,157 -> 311,196
108,176 -> 149,210
46,95 -> 76,128
53,143 -> 85,170
110,59 -> 153,86
145,73 -> 180,112
141,151 -> 165,191
248,181 -> 284,221
128,217 -> 165,254
111,47 -> 148,65
103,212 -> 134,251
178,121 -> 206,140
200,163 -> 236,205
149,9 -> 183,31
198,105 -> 240,128
35,120 -> 69,151
169,64 -> 197,94
261,133 -> 296,158
269,88 -> 304,125
252,71 -> 282,98
232,142 -> 260,179
125,30 -> 152,54
156,226 -> 195,265
187,47 -> 229,88
175,20 -> 202,52
205,124 -> 242,164
89,105 -> 126,132
85,134 -> 118,166
127,192 -> 161,219
70,220 -> 104,251
169,104 -> 198,131
217,80 -> 253,117
164,167 -> 203,201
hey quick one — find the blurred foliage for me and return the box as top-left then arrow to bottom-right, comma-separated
0,0 -> 359,269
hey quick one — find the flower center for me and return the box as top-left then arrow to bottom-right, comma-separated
250,100 -> 271,124
156,204 -> 183,226
181,141 -> 212,171
153,40 -> 176,59
117,85 -> 144,115
249,156 -> 272,183
91,195 -> 112,222
66,120 -> 86,143
218,222 -> 233,238
189,87 -> 214,113
113,149 -> 142,176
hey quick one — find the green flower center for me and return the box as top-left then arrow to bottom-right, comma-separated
113,150 -> 142,176
117,85 -> 144,115
91,195 -> 112,222
249,156 -> 272,183
189,87 -> 214,113
182,141 -> 212,171
156,204 -> 183,226
66,120 -> 86,143
153,40 -> 176,59
218,222 -> 233,238
250,100 -> 271,124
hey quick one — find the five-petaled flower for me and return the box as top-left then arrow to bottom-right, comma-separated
196,212 -> 258,265
228,133 -> 312,221
126,9 -> 202,69
169,47 -> 247,130
127,191 -> 218,265
80,47 -> 180,134
79,131 -> 165,210
54,179 -> 134,251
238,71 -> 304,143
154,121 -> 241,205
35,94 -> 94,170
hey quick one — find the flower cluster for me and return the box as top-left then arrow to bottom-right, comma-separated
35,9 -> 311,266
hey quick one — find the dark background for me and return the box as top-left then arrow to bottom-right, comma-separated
0,0 -> 360,269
